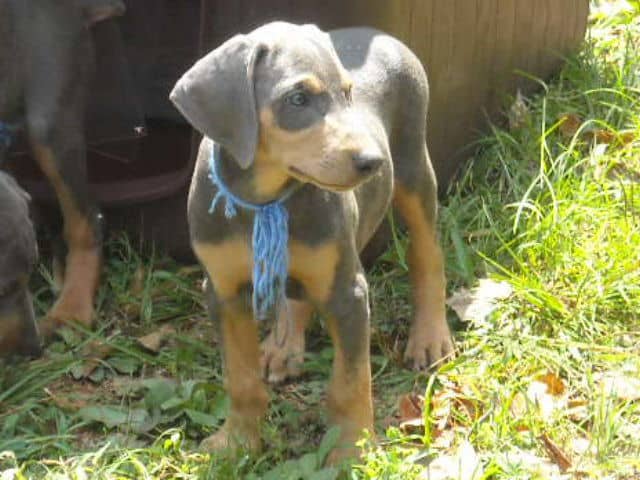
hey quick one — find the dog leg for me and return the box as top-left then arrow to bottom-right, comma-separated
260,298 -> 312,383
30,143 -> 101,337
194,240 -> 267,453
324,272 -> 373,464
393,179 -> 453,370
200,299 -> 268,453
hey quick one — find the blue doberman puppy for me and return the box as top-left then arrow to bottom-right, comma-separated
171,22 -> 454,462
0,0 -> 124,351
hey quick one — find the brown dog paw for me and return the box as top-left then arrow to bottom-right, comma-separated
39,299 -> 94,339
199,423 -> 261,454
260,327 -> 305,384
404,325 -> 454,371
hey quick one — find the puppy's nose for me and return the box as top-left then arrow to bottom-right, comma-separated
352,151 -> 384,175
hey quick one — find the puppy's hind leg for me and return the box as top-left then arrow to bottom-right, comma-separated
260,298 -> 313,383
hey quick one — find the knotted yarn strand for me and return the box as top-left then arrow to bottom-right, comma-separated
208,142 -> 294,320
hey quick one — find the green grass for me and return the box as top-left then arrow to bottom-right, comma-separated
2,3 -> 640,478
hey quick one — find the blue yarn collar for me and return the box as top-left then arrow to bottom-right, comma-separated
208,142 -> 297,320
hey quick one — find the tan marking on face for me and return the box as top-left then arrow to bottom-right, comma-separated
289,241 -> 340,303
256,108 -> 365,192
393,186 -> 451,367
300,74 -> 326,95
325,313 -> 373,462
31,144 -> 101,330
193,238 -> 251,301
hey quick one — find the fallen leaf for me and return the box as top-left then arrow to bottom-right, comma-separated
399,417 -> 426,436
420,441 -> 483,480
525,373 -> 569,421
136,324 -> 176,352
539,433 -> 572,473
446,279 -> 512,324
537,373 -> 566,396
501,448 -> 565,479
510,392 -> 528,419
585,129 -> 636,146
595,372 -> 640,401
80,340 -> 114,377
130,265 -> 146,295
559,113 -> 583,139
398,393 -> 424,422
508,90 -> 530,131
566,398 -> 589,422
570,436 -> 591,456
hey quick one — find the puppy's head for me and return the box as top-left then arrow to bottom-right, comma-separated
170,22 -> 386,192
0,173 -> 41,359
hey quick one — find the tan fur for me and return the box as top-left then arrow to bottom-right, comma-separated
193,238 -> 251,300
31,144 -> 100,333
325,313 -> 373,463
0,313 -> 22,353
200,301 -> 268,452
260,299 -> 313,383
393,186 -> 452,368
257,108 -> 367,191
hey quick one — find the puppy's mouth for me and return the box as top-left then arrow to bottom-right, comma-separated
287,166 -> 356,192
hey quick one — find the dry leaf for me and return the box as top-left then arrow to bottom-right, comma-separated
447,279 -> 512,324
136,324 -> 176,353
537,373 -> 566,396
399,417 -> 425,436
80,340 -> 114,377
539,433 -> 572,473
420,441 -> 483,480
508,90 -> 530,131
525,373 -> 569,421
398,393 -> 424,422
559,113 -> 583,139
502,448 -> 566,479
596,372 -> 640,401
130,265 -> 146,295
510,391 -> 528,419
566,398 -> 589,422
570,436 -> 591,456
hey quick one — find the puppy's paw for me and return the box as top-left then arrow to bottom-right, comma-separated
260,328 -> 305,383
404,323 -> 454,371
200,423 -> 261,454
40,300 -> 94,339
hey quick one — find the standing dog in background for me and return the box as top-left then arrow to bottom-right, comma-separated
0,0 -> 125,350
171,22 -> 453,461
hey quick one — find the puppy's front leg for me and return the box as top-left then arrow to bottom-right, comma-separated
324,270 -> 373,464
201,298 -> 268,453
195,241 -> 267,453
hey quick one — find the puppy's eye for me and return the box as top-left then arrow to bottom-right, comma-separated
286,91 -> 309,107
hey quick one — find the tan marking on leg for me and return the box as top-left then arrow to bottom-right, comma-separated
325,314 -> 373,464
195,238 -> 266,452
260,299 -> 313,383
289,241 -> 340,303
200,301 -> 268,453
393,186 -> 453,370
193,238 -> 251,301
31,145 -> 100,334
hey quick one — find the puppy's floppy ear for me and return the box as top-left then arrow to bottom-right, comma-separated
170,35 -> 266,169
